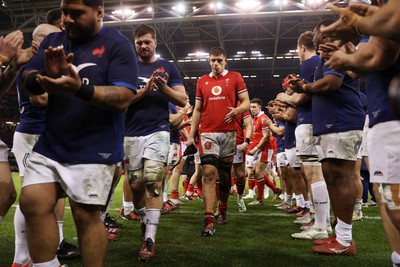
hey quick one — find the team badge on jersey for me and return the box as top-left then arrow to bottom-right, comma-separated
204,141 -> 212,150
92,45 -> 105,58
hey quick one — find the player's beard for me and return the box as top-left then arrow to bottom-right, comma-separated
138,49 -> 154,60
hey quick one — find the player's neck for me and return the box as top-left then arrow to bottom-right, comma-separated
304,50 -> 316,61
212,69 -> 226,78
139,56 -> 157,64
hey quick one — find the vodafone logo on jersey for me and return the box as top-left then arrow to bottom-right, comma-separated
209,85 -> 226,101
211,86 -> 222,96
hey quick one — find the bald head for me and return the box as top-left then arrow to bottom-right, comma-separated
32,24 -> 61,45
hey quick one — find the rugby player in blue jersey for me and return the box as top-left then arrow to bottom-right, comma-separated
320,20 -> 400,266
124,24 -> 187,262
20,1 -> 139,266
277,32 -> 331,240
290,19 -> 365,255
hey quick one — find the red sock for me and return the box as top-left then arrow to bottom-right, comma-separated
236,178 -> 246,196
204,212 -> 215,224
171,190 -> 179,199
183,177 -> 189,195
187,184 -> 194,194
256,177 -> 265,201
197,179 -> 203,197
248,178 -> 255,190
264,175 -> 278,193
218,203 -> 228,214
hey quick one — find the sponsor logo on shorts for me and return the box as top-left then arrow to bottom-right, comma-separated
204,141 -> 212,150
325,124 -> 334,129
372,109 -> 381,118
89,193 -> 99,198
99,153 -> 112,159
374,170 -> 383,177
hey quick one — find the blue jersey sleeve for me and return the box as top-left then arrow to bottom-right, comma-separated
167,62 -> 184,88
108,39 -> 138,92
169,102 -> 178,114
323,65 -> 345,78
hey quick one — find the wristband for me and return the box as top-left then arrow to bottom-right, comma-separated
26,71 -> 45,95
245,138 -> 251,144
75,84 -> 94,101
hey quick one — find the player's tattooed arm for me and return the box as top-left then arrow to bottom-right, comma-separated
92,85 -> 134,111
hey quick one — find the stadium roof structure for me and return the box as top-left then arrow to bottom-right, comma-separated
0,0 -> 348,80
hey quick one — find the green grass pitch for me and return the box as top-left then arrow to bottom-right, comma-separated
0,173 -> 391,266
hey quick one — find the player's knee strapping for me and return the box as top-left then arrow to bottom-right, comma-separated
128,169 -> 144,183
144,160 -> 165,197
218,160 -> 233,193
301,156 -> 319,166
200,155 -> 218,168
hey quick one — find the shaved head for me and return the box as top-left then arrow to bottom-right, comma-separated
32,23 -> 61,44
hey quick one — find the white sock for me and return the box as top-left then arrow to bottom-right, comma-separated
335,218 -> 352,246
13,205 -> 30,265
123,201 -> 134,215
136,207 -> 147,222
311,181 -> 329,230
264,186 -> 270,199
295,194 -> 305,208
237,194 -> 243,201
285,193 -> 292,205
304,200 -> 310,209
144,209 -> 161,242
32,256 -> 60,267
100,212 -> 106,222
392,251 -> 400,266
57,221 -> 64,245
354,198 -> 363,213
163,179 -> 169,202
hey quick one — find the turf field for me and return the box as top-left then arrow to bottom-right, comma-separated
0,173 -> 391,266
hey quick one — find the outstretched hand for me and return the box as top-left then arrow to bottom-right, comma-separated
44,45 -> 74,78
37,64 -> 82,95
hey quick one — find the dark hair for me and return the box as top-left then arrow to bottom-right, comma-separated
82,0 -> 103,7
62,0 -> 103,8
209,47 -> 226,57
251,98 -> 262,107
297,31 -> 314,50
315,19 -> 336,31
134,24 -> 156,39
46,8 -> 63,26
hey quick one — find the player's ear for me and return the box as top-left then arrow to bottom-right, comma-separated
96,5 -> 104,20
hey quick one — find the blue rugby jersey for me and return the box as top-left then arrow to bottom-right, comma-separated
25,27 -> 138,164
125,59 -> 184,137
284,120 -> 296,149
365,58 -> 400,127
276,120 -> 285,153
297,55 -> 320,126
312,59 -> 365,136
169,102 -> 180,144
15,68 -> 46,135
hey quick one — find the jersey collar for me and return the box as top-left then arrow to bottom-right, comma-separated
209,69 -> 228,78
256,111 -> 265,118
